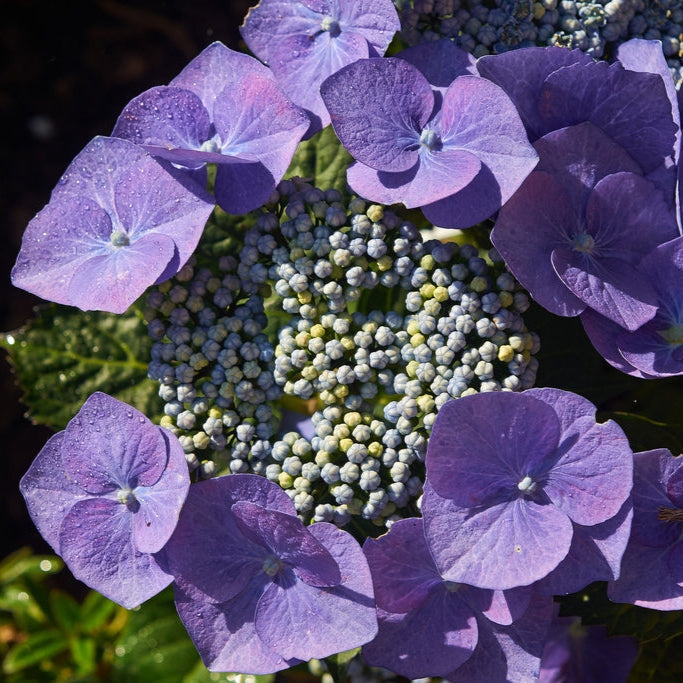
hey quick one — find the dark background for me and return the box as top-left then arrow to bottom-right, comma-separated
1,0 -> 253,571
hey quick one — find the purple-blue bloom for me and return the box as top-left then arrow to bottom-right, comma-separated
11,136 -> 214,314
19,392 -> 190,609
362,517 -> 553,681
422,389 -> 633,591
240,0 -> 399,134
162,473 -> 377,674
582,237 -> 683,377
608,448 -> 683,610
320,56 -> 538,228
538,608 -> 639,682
113,42 -> 309,214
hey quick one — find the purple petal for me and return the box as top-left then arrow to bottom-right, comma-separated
255,522 -> 377,661
462,585 -> 533,627
66,232 -> 176,314
536,498 -> 633,595
551,249 -> 658,331
581,309 -> 656,378
423,482 -> 573,589
59,497 -> 172,608
61,393 -> 168,495
231,501 -> 341,587
132,428 -> 190,554
438,75 -> 538,206
398,39 -> 477,95
11,196 -> 114,307
112,86 -> 211,154
19,432 -> 88,553
337,0 -> 400,53
361,592 -> 478,679
538,60 -> 677,176
362,517 -> 443,613
524,387 -> 597,433
425,392 -> 561,507
174,574 -> 292,674
544,415 -> 633,526
447,592 -> 554,682
163,474 -> 295,603
321,57 -> 433,172
491,171 -> 586,317
476,46 -> 593,140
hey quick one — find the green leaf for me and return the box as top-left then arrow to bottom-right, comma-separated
69,636 -> 97,675
79,590 -> 119,632
3,629 -> 69,674
0,302 -> 163,429
285,125 -> 353,194
49,590 -> 81,632
0,548 -> 62,584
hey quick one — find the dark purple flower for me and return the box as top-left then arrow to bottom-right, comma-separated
320,57 -> 538,228
582,237 -> 683,377
19,392 -> 190,608
492,123 -> 679,328
240,0 -> 399,133
11,136 -> 214,313
113,42 -> 309,214
163,473 -> 377,674
608,448 -> 683,610
538,608 -> 639,682
477,42 -> 678,201
362,517 -> 553,680
422,389 -> 633,591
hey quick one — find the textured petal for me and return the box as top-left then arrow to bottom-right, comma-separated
363,517 -> 443,613
59,498 -> 172,608
551,249 -> 658,331
538,60 -> 677,176
447,592 -> 554,682
362,592 -> 477,679
544,415 -> 633,526
491,171 -> 586,317
132,428 -> 190,554
67,232 -> 176,314
174,574 -> 293,674
112,86 -> 211,153
255,522 -> 377,661
462,585 -> 532,627
438,75 -> 538,207
61,392 -> 168,494
231,501 -> 341,587
19,432 -> 88,553
11,196 -> 114,307
425,392 -> 561,506
321,57 -> 433,172
476,46 -> 593,140
423,483 -> 573,589
536,498 -> 633,595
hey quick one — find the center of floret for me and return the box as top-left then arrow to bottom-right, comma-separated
110,230 -> 130,247
116,487 -> 139,510
659,323 -> 683,346
657,506 -> 683,523
321,15 -> 341,37
444,580 -> 461,593
419,129 -> 442,152
262,555 -> 283,577
517,475 -> 537,494
200,138 -> 221,154
572,232 -> 595,253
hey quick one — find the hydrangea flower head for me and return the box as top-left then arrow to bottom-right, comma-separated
113,42 -> 309,214
362,517 -> 554,681
162,473 -> 377,674
19,392 -> 190,608
422,389 -> 633,590
240,0 -> 400,133
320,57 -> 538,227
608,448 -> 683,610
11,136 -> 214,313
